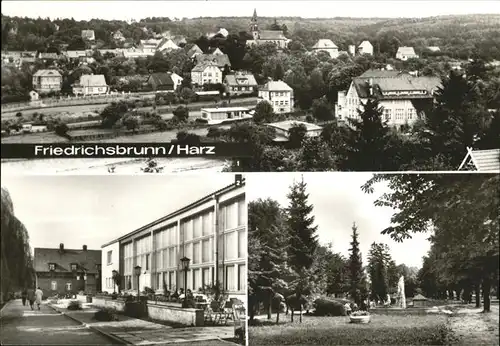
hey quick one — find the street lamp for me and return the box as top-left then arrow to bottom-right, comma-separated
134,265 -> 142,299
112,270 -> 118,293
180,257 -> 190,294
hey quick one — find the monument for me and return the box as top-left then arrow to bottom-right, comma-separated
397,275 -> 406,309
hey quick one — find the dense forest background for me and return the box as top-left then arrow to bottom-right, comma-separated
2,14 -> 500,60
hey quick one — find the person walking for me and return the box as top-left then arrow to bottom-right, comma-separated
21,289 -> 28,306
27,288 -> 35,310
35,287 -> 43,310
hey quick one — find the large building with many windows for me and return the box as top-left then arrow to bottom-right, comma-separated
101,176 -> 246,301
335,69 -> 440,129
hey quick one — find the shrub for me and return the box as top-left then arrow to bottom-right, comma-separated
54,122 -> 69,137
94,308 -> 118,321
67,300 -> 82,310
182,298 -> 196,308
313,298 -> 347,316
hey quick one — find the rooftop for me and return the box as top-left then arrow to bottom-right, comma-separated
34,246 -> 101,274
312,39 -> 337,49
201,107 -> 250,112
101,179 -> 245,247
33,69 -> 62,77
258,30 -> 287,40
267,120 -> 323,132
77,74 -> 108,86
397,46 -> 417,55
195,53 -> 231,68
260,80 -> 293,91
224,72 -> 258,86
459,148 -> 500,172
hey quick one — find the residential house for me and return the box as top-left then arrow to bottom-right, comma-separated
258,80 -> 294,114
113,30 -> 126,42
73,74 -> 109,96
186,44 -> 203,59
191,62 -> 222,86
246,9 -> 290,49
194,53 -> 231,70
335,70 -> 441,128
311,39 -> 339,59
157,38 -> 180,52
32,69 -> 62,93
396,47 -> 419,61
170,72 -> 183,90
266,120 -> 323,142
224,71 -> 258,95
34,243 -> 101,295
81,30 -> 95,41
147,72 -> 175,91
358,40 -> 374,55
139,39 -> 162,54
100,176 -> 246,302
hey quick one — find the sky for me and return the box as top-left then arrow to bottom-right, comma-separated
247,172 -> 431,268
2,1 -> 499,21
1,173 -> 238,252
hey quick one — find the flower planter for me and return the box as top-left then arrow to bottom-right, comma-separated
349,315 -> 371,323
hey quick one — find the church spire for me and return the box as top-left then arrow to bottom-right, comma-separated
252,8 -> 257,22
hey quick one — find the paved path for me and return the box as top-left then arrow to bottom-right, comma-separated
0,299 -> 117,345
448,304 -> 499,345
51,304 -> 237,345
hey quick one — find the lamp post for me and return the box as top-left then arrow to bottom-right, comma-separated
180,257 -> 190,295
112,270 -> 118,294
134,265 -> 141,300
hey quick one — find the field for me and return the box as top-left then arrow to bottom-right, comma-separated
249,314 -> 452,345
1,127 -> 210,144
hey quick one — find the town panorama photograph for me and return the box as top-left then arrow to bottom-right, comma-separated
1,0 -> 499,173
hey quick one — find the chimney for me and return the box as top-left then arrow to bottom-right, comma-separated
83,245 -> 87,251
235,174 -> 243,185
59,243 -> 64,253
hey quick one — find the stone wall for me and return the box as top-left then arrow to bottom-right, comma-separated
92,296 -> 204,326
147,302 -> 204,327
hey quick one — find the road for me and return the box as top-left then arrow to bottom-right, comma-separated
0,299 -> 118,345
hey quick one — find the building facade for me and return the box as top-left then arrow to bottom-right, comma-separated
312,39 -> 339,59
358,41 -> 374,55
258,80 -> 294,114
200,107 -> 252,125
32,69 -> 62,93
191,62 -> 222,86
335,70 -> 440,128
34,244 -> 101,295
396,47 -> 419,61
72,74 -> 109,96
101,177 -> 246,301
224,72 -> 258,95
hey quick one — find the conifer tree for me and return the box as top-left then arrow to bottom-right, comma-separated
347,222 -> 365,305
286,177 -> 318,273
345,98 -> 398,171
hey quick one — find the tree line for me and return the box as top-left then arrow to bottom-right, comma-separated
1,188 -> 35,303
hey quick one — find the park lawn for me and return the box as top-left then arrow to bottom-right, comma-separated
249,314 -> 452,345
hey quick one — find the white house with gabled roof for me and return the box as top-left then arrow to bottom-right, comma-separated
258,80 -> 294,114
312,39 -> 339,59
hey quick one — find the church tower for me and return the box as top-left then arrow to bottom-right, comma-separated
250,8 -> 259,40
